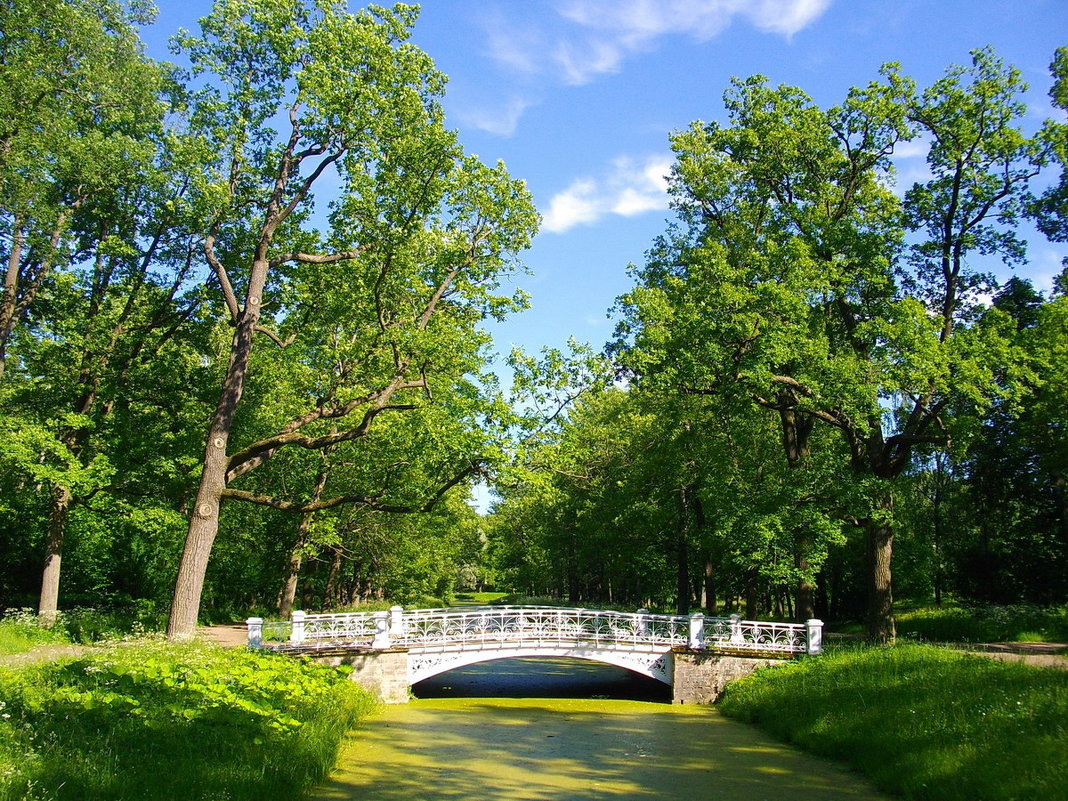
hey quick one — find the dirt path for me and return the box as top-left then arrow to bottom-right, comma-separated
197,622 -> 249,648
964,642 -> 1068,669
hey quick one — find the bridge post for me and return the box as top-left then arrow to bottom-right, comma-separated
290,610 -> 307,645
689,612 -> 705,649
806,618 -> 824,654
389,606 -> 405,639
636,608 -> 649,639
372,610 -> 391,649
729,614 -> 744,645
246,617 -> 263,648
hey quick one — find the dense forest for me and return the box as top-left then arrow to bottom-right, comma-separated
1,0 -> 1065,642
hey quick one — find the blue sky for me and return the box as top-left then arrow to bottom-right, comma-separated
141,0 -> 1068,366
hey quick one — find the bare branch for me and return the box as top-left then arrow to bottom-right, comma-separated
254,325 -> 296,348
220,459 -> 482,514
268,246 -> 370,269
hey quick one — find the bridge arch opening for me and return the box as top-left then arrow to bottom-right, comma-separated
412,656 -> 671,703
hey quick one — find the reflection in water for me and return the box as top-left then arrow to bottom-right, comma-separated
414,657 -> 671,702
312,658 -> 890,801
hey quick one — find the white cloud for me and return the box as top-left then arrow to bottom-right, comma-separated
453,95 -> 535,137
496,0 -> 835,86
1029,247 -> 1068,295
743,0 -> 834,36
885,135 -> 932,197
542,154 -> 672,233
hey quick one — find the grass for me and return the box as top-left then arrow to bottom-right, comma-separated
0,606 -> 171,655
0,639 -> 377,801
0,611 -> 71,655
719,642 -> 1068,801
453,592 -> 511,605
894,603 -> 1068,644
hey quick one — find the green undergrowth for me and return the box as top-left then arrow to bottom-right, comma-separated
719,643 -> 1068,801
895,604 -> 1068,644
0,611 -> 70,655
453,592 -> 510,605
0,640 -> 376,801
0,606 -> 169,654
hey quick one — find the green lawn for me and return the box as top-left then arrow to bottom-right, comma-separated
719,643 -> 1068,801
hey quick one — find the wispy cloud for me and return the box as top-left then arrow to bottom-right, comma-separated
491,0 -> 833,86
453,95 -> 535,137
888,136 -> 933,197
542,154 -> 672,233
465,0 -> 833,134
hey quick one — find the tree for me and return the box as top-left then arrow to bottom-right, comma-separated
166,0 -> 537,638
0,0 -> 167,377
616,49 -> 1041,641
0,0 -> 214,623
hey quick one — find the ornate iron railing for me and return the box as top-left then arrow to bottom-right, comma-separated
248,605 -> 823,656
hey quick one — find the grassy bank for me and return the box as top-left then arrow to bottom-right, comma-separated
719,643 -> 1068,801
0,640 -> 376,801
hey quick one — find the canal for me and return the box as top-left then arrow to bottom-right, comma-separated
310,657 -> 891,801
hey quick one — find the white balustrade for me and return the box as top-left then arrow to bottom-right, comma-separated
246,605 -> 823,656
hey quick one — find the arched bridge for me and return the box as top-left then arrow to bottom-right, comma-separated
247,606 -> 823,702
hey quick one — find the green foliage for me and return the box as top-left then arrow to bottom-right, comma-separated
719,643 -> 1068,801
0,641 -> 376,801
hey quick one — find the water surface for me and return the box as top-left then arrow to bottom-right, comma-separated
312,658 -> 890,801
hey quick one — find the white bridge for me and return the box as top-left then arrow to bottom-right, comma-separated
247,606 -> 823,689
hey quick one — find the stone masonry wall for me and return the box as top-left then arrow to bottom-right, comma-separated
311,648 -> 410,704
671,649 -> 785,704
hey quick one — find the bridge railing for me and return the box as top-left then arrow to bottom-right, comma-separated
247,606 -> 823,656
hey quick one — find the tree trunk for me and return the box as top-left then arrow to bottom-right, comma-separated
675,484 -> 695,615
37,485 -> 72,627
795,548 -> 815,622
278,461 -> 331,617
675,531 -> 689,615
745,570 -> 759,620
278,550 -> 303,619
167,261 -> 267,639
702,553 -> 717,615
324,548 -> 343,609
865,494 -> 896,644
566,526 -> 578,605
0,222 -> 24,379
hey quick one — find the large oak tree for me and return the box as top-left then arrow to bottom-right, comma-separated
616,49 -> 1043,641
166,0 -> 536,638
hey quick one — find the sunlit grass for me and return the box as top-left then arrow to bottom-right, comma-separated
894,604 -> 1068,643
0,640 -> 377,801
719,643 -> 1068,801
0,610 -> 70,655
